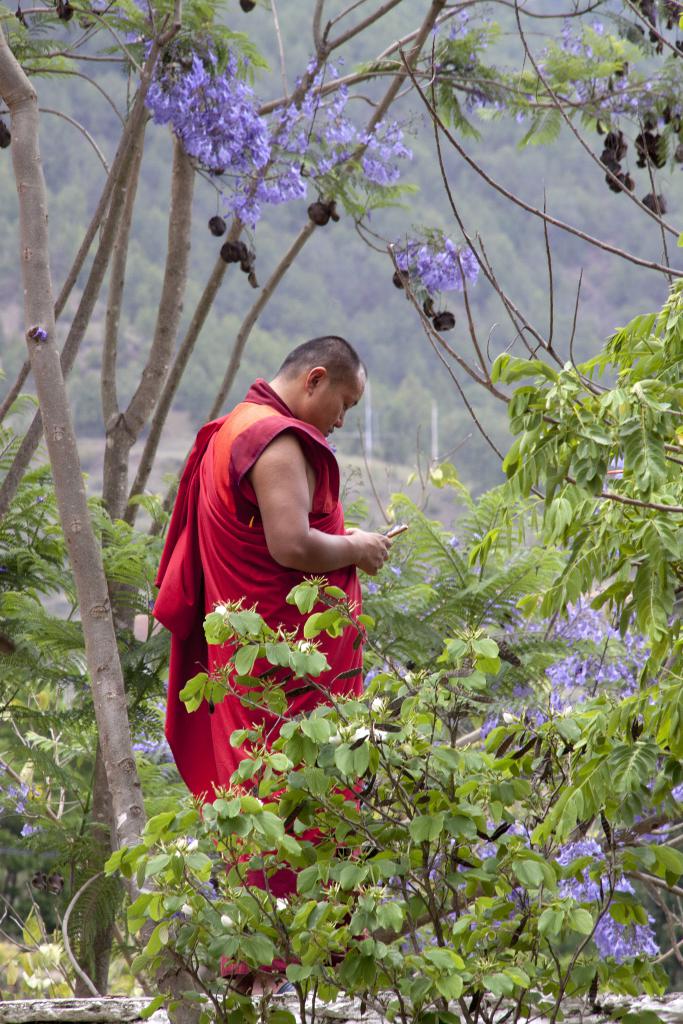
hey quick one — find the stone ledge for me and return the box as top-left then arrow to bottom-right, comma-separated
2,994 -> 683,1024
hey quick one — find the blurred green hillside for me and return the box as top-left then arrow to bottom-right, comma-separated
0,1 -> 679,498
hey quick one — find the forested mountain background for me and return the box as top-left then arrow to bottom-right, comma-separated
0,0 -> 679,496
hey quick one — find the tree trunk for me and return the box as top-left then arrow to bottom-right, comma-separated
104,136 -> 194,522
0,20 -> 145,855
0,49 -> 156,521
73,743 -> 117,996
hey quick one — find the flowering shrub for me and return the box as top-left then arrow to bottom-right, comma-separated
107,487 -> 682,1021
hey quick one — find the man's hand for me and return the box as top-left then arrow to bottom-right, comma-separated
345,527 -> 392,575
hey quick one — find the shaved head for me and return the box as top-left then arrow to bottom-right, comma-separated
276,336 -> 366,385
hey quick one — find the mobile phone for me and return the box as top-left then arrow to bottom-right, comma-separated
385,523 -> 409,539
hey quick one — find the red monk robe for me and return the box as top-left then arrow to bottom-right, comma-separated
154,379 -> 363,799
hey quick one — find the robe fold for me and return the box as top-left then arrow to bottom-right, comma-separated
154,379 -> 363,799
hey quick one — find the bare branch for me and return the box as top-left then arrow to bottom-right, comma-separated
125,254 -> 228,524
568,269 -> 583,368
0,361 -> 31,425
104,137 -> 194,522
101,120 -> 146,432
327,0 -> 404,52
39,106 -> 109,172
270,0 -> 288,100
62,873 -> 103,996
28,66 -> 124,124
512,1 -> 681,241
413,73 -> 681,278
363,0 -> 447,136
206,220 -> 318,423
542,194 -> 555,351
312,0 -> 327,53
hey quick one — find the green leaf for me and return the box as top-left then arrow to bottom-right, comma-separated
301,717 -> 332,743
140,996 -> 166,1019
144,853 -> 171,879
512,857 -> 555,889
234,644 -> 260,676
410,813 -> 445,843
424,947 -> 465,971
538,907 -> 564,937
569,908 -> 594,935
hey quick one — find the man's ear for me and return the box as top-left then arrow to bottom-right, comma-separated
306,366 -> 327,392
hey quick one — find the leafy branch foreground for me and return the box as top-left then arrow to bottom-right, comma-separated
2,281 -> 682,1013
107,544 -> 683,1024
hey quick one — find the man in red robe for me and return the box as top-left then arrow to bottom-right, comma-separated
154,335 -> 391,801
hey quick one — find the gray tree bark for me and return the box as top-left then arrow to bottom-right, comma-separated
103,135 -> 194,522
0,22 -> 145,854
0,44 -> 157,520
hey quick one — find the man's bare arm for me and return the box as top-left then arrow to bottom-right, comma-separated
249,434 -> 390,574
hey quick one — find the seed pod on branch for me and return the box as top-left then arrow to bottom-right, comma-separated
433,310 -> 456,331
308,201 -> 331,226
208,215 -> 226,237
220,241 -> 242,263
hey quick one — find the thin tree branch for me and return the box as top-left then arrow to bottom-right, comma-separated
125,254 -> 228,524
0,362 -> 31,425
409,53 -> 681,279
107,137 -> 194,522
62,873 -> 103,996
327,0 -> 404,51
101,120 -> 147,431
270,0 -> 288,101
0,46 -> 157,518
542,194 -> 555,352
362,0 -> 447,137
40,107 -> 109,172
28,66 -> 124,125
513,0 -> 681,240
312,0 -> 327,54
205,220 -> 318,424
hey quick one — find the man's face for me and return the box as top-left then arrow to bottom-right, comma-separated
301,367 -> 365,437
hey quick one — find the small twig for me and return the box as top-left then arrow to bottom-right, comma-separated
62,872 -> 103,996
28,66 -> 124,124
629,870 -> 683,898
270,0 -> 288,100
40,107 -> 109,172
513,0 -> 680,240
409,54 -> 681,279
357,421 -> 390,523
568,269 -> 583,368
543,193 -> 555,352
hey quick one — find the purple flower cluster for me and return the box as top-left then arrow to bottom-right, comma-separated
133,733 -> 174,763
360,120 -> 413,186
146,47 -> 412,228
557,840 -> 659,962
544,606 -> 647,713
395,237 -> 479,295
274,71 -> 412,186
4,782 -> 29,814
146,48 -> 270,176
